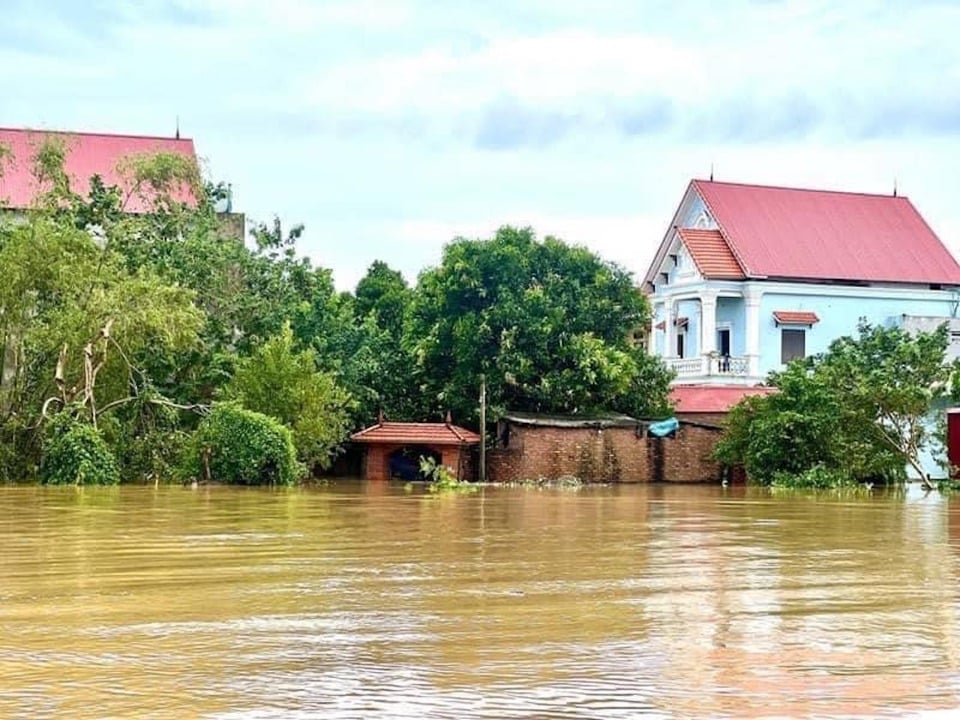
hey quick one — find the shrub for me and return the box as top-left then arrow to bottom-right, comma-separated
41,414 -> 120,486
769,465 -> 857,490
181,404 -> 303,485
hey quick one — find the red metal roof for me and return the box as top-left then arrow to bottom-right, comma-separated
692,180 -> 960,284
351,421 -> 481,445
0,127 -> 197,213
773,310 -> 819,325
670,384 -> 776,413
677,228 -> 745,279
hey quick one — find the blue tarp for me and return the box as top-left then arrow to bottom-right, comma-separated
647,417 -> 679,437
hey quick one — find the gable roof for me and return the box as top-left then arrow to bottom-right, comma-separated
0,127 -> 198,213
676,228 -> 746,280
691,180 -> 960,285
351,421 -> 481,445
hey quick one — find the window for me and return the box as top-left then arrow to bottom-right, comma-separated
676,331 -> 686,358
717,328 -> 731,356
781,329 -> 806,364
717,328 -> 731,372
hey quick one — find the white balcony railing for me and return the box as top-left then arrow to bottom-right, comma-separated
665,355 -> 751,379
666,357 -> 705,376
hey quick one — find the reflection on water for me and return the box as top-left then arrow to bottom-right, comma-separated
1,483 -> 959,718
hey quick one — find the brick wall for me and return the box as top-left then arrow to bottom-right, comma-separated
486,421 -> 725,484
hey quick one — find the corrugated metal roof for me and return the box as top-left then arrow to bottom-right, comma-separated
670,384 -> 775,413
773,310 -> 820,325
500,411 -> 638,428
692,180 -> 960,284
677,228 -> 745,279
351,421 -> 481,445
0,127 -> 197,213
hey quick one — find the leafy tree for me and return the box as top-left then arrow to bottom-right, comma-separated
354,260 -> 412,336
180,404 -> 303,485
716,321 -> 956,489
225,324 -> 353,471
41,412 -> 120,486
408,226 -> 672,423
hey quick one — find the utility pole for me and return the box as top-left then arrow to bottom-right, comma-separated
479,373 -> 486,483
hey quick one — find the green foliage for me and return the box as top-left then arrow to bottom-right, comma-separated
182,404 -> 303,485
0,142 -> 11,181
408,225 -> 672,422
116,151 -> 201,213
41,413 -> 120,486
225,324 -> 353,471
355,260 -> 412,336
420,455 -> 475,493
716,321 -> 955,488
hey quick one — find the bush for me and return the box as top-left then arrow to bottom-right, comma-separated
769,465 -> 857,489
180,404 -> 303,485
41,414 -> 121,486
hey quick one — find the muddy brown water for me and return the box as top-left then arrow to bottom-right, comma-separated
1,482 -> 959,718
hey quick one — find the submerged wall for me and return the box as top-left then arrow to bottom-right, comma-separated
486,421 -> 726,484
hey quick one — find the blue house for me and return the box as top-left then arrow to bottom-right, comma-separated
644,179 -> 960,478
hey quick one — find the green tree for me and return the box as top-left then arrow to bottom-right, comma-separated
225,324 -> 353,471
716,321 -> 956,489
181,404 -> 302,485
354,260 -> 412,336
408,226 -> 672,423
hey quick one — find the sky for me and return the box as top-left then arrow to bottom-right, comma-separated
3,0 -> 960,291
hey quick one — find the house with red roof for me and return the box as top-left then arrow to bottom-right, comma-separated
644,179 -> 960,396
0,127 -> 242,236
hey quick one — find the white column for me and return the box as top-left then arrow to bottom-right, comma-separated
700,292 -> 717,376
663,299 -> 675,358
744,289 -> 762,378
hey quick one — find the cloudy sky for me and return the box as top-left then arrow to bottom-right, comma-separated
3,0 -> 959,289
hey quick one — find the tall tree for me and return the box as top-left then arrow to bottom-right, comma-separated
408,226 -> 672,424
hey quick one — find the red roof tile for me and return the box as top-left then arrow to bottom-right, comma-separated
773,310 -> 819,325
0,127 -> 198,213
670,384 -> 775,413
677,228 -> 745,279
692,180 -> 960,285
351,421 -> 481,445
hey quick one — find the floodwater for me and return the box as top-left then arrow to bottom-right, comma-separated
1,483 -> 960,719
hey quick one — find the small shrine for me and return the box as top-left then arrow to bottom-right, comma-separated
350,413 -> 481,481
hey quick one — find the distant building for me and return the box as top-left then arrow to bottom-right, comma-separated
644,179 -> 960,385
0,127 -> 242,238
644,179 -> 960,478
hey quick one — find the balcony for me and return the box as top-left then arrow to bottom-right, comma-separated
664,354 -> 752,383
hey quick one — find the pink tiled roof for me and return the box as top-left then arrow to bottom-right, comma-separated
0,127 -> 197,212
351,421 -> 481,445
677,228 -> 745,279
692,180 -> 960,285
773,310 -> 819,325
670,384 -> 775,414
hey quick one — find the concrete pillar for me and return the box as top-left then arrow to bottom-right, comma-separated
744,288 -> 762,378
663,299 -> 675,358
700,292 -> 717,374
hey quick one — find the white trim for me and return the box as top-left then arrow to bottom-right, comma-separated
649,278 -> 960,305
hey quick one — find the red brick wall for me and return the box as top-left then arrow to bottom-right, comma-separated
486,422 -> 725,484
361,443 -> 473,481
